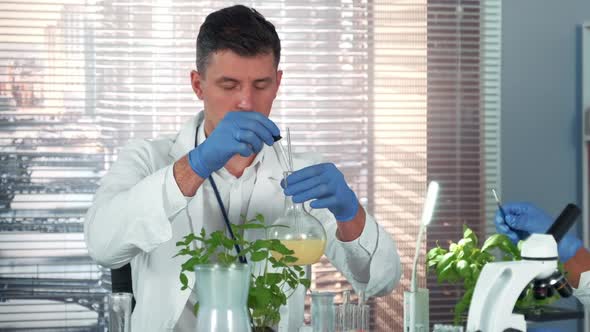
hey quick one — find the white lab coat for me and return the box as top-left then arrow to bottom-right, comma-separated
575,271 -> 590,307
84,112 -> 402,331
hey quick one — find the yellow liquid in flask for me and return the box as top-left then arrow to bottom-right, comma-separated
272,239 -> 326,266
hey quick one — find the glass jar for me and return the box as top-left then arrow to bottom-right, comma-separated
194,264 -> 252,332
311,291 -> 336,332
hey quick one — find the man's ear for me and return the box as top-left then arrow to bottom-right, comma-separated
190,70 -> 205,100
275,70 -> 283,96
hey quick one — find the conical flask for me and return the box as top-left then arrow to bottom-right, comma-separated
269,171 -> 327,266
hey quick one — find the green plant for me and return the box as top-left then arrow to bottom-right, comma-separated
426,225 -> 562,325
174,214 -> 311,329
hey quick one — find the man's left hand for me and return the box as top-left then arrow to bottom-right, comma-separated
282,163 -> 359,222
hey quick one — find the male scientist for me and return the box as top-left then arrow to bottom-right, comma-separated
496,202 -> 590,307
84,5 -> 402,331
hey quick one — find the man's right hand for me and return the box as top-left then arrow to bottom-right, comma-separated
187,111 -> 280,179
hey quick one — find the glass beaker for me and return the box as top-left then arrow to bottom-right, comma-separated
311,291 -> 336,332
269,172 -> 327,266
194,264 -> 252,332
107,292 -> 132,332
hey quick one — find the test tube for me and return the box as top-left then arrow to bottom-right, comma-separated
336,290 -> 353,331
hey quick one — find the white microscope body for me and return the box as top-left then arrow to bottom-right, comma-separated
466,234 -> 558,332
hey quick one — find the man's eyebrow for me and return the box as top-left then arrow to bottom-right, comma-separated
214,76 -> 273,84
253,77 -> 273,83
215,76 -> 240,84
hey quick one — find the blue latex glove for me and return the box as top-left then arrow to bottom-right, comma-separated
494,202 -> 582,262
188,111 -> 280,178
282,163 -> 359,222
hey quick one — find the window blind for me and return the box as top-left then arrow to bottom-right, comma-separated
0,0 -> 501,330
362,0 -> 500,328
424,0 -> 501,326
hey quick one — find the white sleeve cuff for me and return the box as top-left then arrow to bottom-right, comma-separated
163,165 -> 190,219
572,271 -> 590,308
336,212 -> 378,256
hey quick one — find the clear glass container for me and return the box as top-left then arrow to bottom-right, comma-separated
107,292 -> 132,332
194,264 -> 252,332
269,172 -> 327,266
311,291 -> 336,332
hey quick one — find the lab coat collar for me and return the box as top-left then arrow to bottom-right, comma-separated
167,112 -> 284,181
168,112 -> 204,162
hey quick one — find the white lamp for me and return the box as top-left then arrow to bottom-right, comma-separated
404,181 -> 439,332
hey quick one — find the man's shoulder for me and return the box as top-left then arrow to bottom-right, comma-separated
117,134 -> 176,160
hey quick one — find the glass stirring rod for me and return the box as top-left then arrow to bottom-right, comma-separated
492,188 -> 527,237
272,129 -> 293,173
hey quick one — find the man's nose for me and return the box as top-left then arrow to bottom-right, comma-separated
236,88 -> 253,110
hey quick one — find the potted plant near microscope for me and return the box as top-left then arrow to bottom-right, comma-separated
175,214 -> 310,332
427,226 -> 564,326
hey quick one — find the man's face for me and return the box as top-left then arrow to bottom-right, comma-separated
190,50 -> 282,135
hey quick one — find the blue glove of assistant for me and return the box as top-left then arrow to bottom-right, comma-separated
494,202 -> 582,262
282,163 -> 359,222
188,111 -> 280,179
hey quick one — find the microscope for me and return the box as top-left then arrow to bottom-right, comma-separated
466,203 -> 581,332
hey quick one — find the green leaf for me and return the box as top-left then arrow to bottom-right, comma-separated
300,278 -> 311,289
253,287 -> 272,306
286,278 -> 297,290
270,241 -> 294,255
255,214 -> 265,223
438,262 -> 460,283
234,223 -> 266,230
265,273 -> 283,285
427,247 -> 447,260
252,240 -> 271,251
499,238 -> 521,259
463,226 -> 478,246
219,237 -> 234,250
427,259 -> 439,271
179,273 -> 188,290
456,260 -> 471,279
181,256 -> 202,272
251,251 -> 268,262
193,302 -> 199,316
458,238 -> 474,249
449,243 -> 458,252
470,263 -> 481,280
481,234 -> 508,253
436,252 -> 456,275
282,255 -> 298,264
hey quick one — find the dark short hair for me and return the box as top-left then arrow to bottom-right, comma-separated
196,5 -> 281,75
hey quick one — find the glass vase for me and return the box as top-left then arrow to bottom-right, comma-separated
194,263 -> 252,332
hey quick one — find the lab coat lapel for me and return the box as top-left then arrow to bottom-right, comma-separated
168,112 -> 204,162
